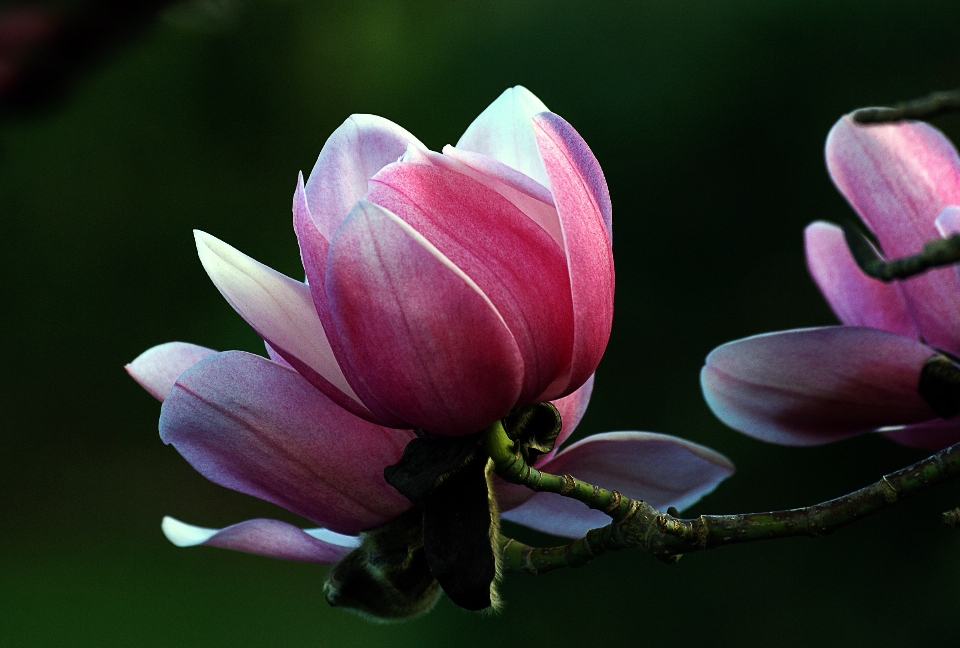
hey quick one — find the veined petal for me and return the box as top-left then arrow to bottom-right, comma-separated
366,162 -> 573,405
826,116 -> 960,354
880,418 -> 960,450
805,221 -> 916,337
161,516 -> 359,563
533,112 -> 614,398
456,86 -> 552,189
701,326 -> 938,446
194,230 -> 378,423
126,342 -> 216,401
325,200 -> 524,435
439,145 -> 563,249
304,114 -> 424,240
160,351 -> 414,534
500,432 -> 734,538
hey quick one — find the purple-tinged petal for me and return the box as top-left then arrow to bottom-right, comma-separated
935,205 -> 960,291
366,162 -> 574,406
440,145 -> 564,249
701,326 -> 939,446
264,340 -> 293,369
533,112 -> 614,398
499,432 -> 734,538
194,230 -> 381,424
304,114 -> 424,240
160,351 -> 414,534
161,516 -> 359,563
880,419 -> 960,450
325,200 -> 524,435
805,221 -> 916,337
539,373 -> 595,464
826,116 -> 960,354
126,342 -> 216,402
456,86 -> 552,189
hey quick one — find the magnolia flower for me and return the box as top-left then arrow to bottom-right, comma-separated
702,114 -> 960,450
127,88 -> 734,568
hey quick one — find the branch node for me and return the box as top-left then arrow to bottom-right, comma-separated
560,474 -> 576,496
603,490 -> 622,514
880,476 -> 899,503
943,507 -> 960,527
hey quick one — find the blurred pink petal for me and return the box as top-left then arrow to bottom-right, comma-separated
804,221 -> 916,337
500,432 -> 734,538
456,85 -> 551,188
160,351 -> 414,534
366,161 -> 573,405
826,116 -> 960,354
533,112 -> 614,398
125,342 -> 215,401
161,516 -> 359,563
701,327 -> 938,446
325,200 -> 524,435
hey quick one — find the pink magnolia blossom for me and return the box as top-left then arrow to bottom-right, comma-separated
701,114 -> 960,450
127,88 -> 734,562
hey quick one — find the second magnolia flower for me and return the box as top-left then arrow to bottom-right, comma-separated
197,86 -> 614,436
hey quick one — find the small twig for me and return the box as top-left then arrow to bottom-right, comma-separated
853,88 -> 960,124
841,220 -> 960,282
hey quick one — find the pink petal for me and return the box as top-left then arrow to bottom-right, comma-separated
532,112 -> 614,398
440,145 -> 563,249
366,162 -> 574,406
194,230 -> 380,424
324,200 -> 524,435
804,221 -> 916,337
935,205 -> 960,291
826,116 -> 960,354
159,351 -> 414,535
701,326 -> 938,446
499,432 -> 734,538
541,372 -> 595,463
456,86 -> 552,189
303,114 -> 424,240
161,516 -> 360,563
126,342 -> 216,402
880,419 -> 960,450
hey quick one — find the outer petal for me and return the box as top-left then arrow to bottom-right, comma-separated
456,85 -> 552,189
533,112 -> 615,398
194,230 -> 380,424
540,372 -> 595,464
500,432 -> 734,538
804,221 -> 916,337
826,116 -> 960,354
159,351 -> 414,534
880,418 -> 960,450
325,200 -> 524,435
701,326 -> 939,446
125,342 -> 216,401
366,162 -> 573,406
161,516 -> 359,563
303,114 -> 424,240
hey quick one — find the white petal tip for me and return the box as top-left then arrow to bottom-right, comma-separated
161,516 -> 217,547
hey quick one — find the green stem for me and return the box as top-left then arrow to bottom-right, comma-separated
853,88 -> 960,124
491,426 -> 960,574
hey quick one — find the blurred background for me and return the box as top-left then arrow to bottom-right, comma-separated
3,0 -> 960,645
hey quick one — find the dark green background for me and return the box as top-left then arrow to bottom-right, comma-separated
4,0 -> 960,645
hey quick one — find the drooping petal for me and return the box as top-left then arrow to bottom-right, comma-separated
161,516 -> 360,563
533,112 -> 614,398
804,221 -> 916,337
303,114 -> 424,240
439,145 -> 563,249
160,351 -> 414,534
935,205 -> 960,291
194,230 -> 379,423
499,432 -> 734,538
825,116 -> 960,354
366,162 -> 573,406
701,326 -> 939,446
456,85 -> 552,189
125,342 -> 216,401
325,200 -> 524,435
880,418 -> 960,450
